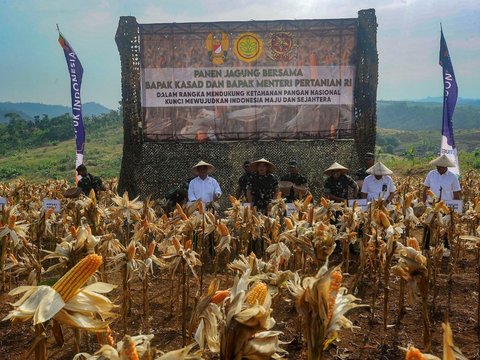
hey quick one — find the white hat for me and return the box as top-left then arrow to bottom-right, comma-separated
324,162 -> 349,175
250,158 -> 276,173
192,160 -> 215,175
366,162 -> 393,176
429,154 -> 455,168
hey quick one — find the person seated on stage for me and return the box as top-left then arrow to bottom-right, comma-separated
76,164 -> 106,196
323,162 -> 358,202
280,160 -> 308,202
355,152 -> 375,188
247,158 -> 279,214
422,154 -> 461,203
187,160 -> 222,207
360,162 -> 396,203
235,160 -> 254,200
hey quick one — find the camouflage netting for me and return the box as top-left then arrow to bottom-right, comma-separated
115,9 -> 378,201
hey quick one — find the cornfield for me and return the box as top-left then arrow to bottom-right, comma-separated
0,174 -> 479,359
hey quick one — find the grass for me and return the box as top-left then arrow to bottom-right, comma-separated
0,126 -> 123,183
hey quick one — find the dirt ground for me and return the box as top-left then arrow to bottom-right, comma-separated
1,245 -> 479,360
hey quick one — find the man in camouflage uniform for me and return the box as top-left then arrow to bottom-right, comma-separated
76,164 -> 106,196
323,162 -> 358,202
235,160 -> 254,200
247,158 -> 278,214
280,160 -> 308,202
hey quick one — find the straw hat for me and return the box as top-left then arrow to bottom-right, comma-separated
250,158 -> 276,173
366,162 -> 393,176
429,154 -> 455,168
192,160 -> 215,175
324,162 -> 349,175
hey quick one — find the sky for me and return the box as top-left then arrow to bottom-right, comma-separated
0,0 -> 479,110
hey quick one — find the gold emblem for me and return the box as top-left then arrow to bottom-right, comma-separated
205,33 -> 229,65
233,32 -> 263,63
266,32 -> 298,61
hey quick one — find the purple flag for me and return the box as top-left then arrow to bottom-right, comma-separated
58,32 -> 85,171
439,28 -> 459,175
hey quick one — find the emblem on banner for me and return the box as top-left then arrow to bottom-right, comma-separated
266,32 -> 298,61
205,33 -> 229,65
233,32 -> 263,63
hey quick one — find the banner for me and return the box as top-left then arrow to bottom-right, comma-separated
139,20 -> 357,141
439,28 -> 460,176
58,32 -> 85,170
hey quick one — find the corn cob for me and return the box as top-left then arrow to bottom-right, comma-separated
176,203 -> 188,220
378,211 -> 391,228
407,237 -> 420,251
185,239 -> 192,250
8,214 -> 16,229
126,241 -> 136,261
217,223 -> 230,236
121,335 -> 139,360
69,226 -> 78,238
307,206 -> 314,225
434,200 -> 449,213
172,238 -> 181,253
147,241 -> 156,257
327,270 -> 343,321
303,194 -> 313,208
245,282 -> 267,305
321,197 -> 329,208
198,201 -> 205,215
404,193 -> 414,209
284,217 -> 294,230
405,346 -> 426,360
96,324 -> 115,347
46,207 -> 55,219
52,254 -> 102,302
211,290 -> 230,304
426,189 -> 436,198
228,195 -> 237,205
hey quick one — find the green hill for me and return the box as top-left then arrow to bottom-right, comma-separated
377,100 -> 480,130
0,111 -> 123,182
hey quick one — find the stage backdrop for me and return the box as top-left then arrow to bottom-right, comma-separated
116,11 -> 378,199
139,20 -> 357,141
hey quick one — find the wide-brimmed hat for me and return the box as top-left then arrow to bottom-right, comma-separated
366,162 -> 393,176
429,154 -> 455,168
324,162 -> 349,175
192,160 -> 215,175
250,158 -> 276,173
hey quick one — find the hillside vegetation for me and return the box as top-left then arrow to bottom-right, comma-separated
377,100 -> 480,129
0,111 -> 123,182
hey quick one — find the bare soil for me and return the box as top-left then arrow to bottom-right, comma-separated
1,248 -> 480,360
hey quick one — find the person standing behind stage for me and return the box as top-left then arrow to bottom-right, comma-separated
422,154 -> 461,203
355,152 -> 375,188
247,158 -> 279,214
235,160 -> 254,200
323,162 -> 358,202
361,162 -> 396,202
188,160 -> 222,205
280,160 -> 308,202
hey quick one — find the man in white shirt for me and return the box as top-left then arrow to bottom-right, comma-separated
188,160 -> 222,205
361,162 -> 396,202
421,154 -> 461,258
422,154 -> 461,203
